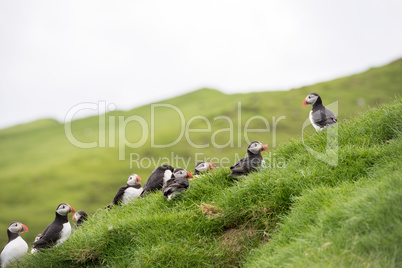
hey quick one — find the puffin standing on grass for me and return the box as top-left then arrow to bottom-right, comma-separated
0,222 -> 28,268
140,165 -> 174,197
162,168 -> 194,200
109,174 -> 143,207
228,141 -> 268,178
194,162 -> 216,176
32,203 -> 75,250
72,210 -> 88,229
303,92 -> 337,131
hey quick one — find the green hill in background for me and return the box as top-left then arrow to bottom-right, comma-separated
0,58 -> 401,248
16,89 -> 402,267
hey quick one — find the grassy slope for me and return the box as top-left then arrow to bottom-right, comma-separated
246,163 -> 402,267
0,58 -> 401,247
14,98 -> 402,267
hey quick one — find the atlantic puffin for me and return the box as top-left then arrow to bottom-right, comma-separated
303,92 -> 337,131
140,165 -> 174,197
72,210 -> 88,229
228,141 -> 268,178
162,168 -> 193,200
194,162 -> 216,176
110,174 -> 143,206
32,203 -> 75,250
0,222 -> 28,268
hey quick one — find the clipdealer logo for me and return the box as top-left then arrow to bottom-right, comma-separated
64,101 -> 287,164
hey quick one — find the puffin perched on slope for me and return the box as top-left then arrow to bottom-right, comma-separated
303,92 -> 337,131
228,141 -> 268,178
0,222 -> 28,268
32,203 -> 75,250
108,174 -> 143,207
194,162 -> 216,176
72,210 -> 88,229
140,165 -> 174,197
162,168 -> 194,200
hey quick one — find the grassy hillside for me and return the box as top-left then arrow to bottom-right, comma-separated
0,58 -> 401,248
14,96 -> 402,267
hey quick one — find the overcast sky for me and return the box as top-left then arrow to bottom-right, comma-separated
1,0 -> 401,129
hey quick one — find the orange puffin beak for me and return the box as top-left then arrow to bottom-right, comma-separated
20,224 -> 29,233
303,98 -> 309,106
69,206 -> 76,214
187,172 -> 194,179
260,144 -> 268,151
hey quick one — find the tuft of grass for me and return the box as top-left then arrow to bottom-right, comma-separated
13,98 -> 402,267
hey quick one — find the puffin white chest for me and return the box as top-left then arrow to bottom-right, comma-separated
309,110 -> 323,131
57,222 -> 71,246
0,236 -> 28,268
122,187 -> 143,203
163,170 -> 173,184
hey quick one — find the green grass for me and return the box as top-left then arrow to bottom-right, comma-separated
11,97 -> 402,267
246,165 -> 402,267
0,59 -> 401,248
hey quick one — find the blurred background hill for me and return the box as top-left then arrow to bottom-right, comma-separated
0,58 -> 401,246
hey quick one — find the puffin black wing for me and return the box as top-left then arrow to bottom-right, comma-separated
36,224 -> 51,241
323,107 -> 337,125
229,157 -> 247,172
141,175 -> 162,193
112,186 -> 128,205
311,107 -> 337,128
162,177 -> 190,199
141,165 -> 174,196
229,157 -> 253,177
32,223 -> 62,249
229,155 -> 264,177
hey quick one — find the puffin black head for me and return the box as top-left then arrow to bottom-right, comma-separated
7,222 -> 29,234
72,210 -> 88,222
127,174 -> 141,186
56,203 -> 75,216
173,168 -> 194,179
247,141 -> 268,155
303,92 -> 322,106
160,165 -> 174,172
195,162 -> 216,174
